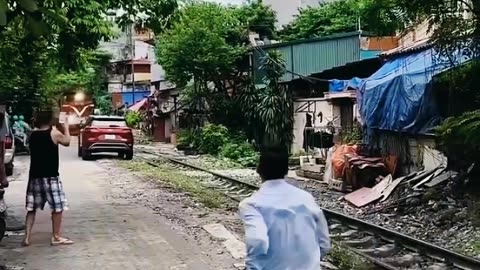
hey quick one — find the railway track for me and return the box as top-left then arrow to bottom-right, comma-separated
135,149 -> 480,270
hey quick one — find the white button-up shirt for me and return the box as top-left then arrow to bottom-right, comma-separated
239,179 -> 331,270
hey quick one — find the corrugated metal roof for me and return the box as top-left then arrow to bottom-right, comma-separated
256,31 -> 364,49
252,33 -> 363,84
381,38 -> 432,57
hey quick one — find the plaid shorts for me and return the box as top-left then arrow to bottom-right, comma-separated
26,176 -> 68,213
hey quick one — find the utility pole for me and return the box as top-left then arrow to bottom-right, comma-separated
130,23 -> 136,105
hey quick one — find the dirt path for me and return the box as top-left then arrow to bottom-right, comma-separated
0,144 -> 237,270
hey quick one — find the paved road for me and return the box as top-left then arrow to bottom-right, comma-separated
0,142 -> 231,270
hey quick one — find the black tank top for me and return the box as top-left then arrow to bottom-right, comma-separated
29,129 -> 59,178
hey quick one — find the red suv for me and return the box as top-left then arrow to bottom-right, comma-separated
78,115 -> 134,160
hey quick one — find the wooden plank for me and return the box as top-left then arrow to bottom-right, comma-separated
344,188 -> 382,208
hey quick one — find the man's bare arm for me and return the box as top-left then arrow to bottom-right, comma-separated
52,122 -> 71,147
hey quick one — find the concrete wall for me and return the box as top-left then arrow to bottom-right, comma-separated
292,98 -> 333,153
100,39 -> 166,87
398,20 -> 431,47
165,117 -> 172,141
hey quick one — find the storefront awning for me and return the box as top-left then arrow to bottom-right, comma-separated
128,98 -> 147,112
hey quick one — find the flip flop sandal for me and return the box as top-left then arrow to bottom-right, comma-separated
21,239 -> 30,247
51,237 -> 74,246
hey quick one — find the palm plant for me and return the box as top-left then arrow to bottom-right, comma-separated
248,51 -> 294,149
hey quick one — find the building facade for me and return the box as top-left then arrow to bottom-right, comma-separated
99,25 -> 168,108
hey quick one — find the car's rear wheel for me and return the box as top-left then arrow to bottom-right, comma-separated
124,151 -> 133,160
82,148 -> 92,161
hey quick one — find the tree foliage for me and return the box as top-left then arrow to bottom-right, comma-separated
56,0 -> 114,70
394,0 -> 480,59
116,0 -> 179,35
156,2 -> 247,89
232,0 -> 277,40
0,0 -> 56,31
0,19 -> 52,117
0,0 -> 180,69
0,5 -> 113,116
434,60 -> 480,117
436,110 -> 480,170
0,0 -> 177,117
46,50 -> 112,98
279,0 -> 404,41
156,2 -> 295,148
0,0 -> 116,69
239,51 -> 294,148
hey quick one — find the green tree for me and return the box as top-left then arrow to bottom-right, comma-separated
0,0 -> 142,114
436,110 -> 480,172
55,0 -> 114,70
0,0 -> 52,31
156,2 -> 247,90
156,2 -> 281,132
256,51 -> 294,147
232,0 -> 277,40
279,0 -> 403,41
116,0 -> 179,35
239,51 -> 293,148
46,50 -> 112,98
0,31 -> 112,116
0,19 -> 52,117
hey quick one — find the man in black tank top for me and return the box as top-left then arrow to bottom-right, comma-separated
22,110 -> 73,246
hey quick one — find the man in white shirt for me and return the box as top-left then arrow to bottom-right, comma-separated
239,146 -> 331,270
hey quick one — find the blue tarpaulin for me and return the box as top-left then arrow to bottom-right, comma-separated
329,48 -> 470,134
329,77 -> 363,92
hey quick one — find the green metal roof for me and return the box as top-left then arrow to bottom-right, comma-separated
252,32 -> 364,84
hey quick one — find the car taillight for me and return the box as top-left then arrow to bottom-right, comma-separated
85,128 -> 100,133
4,135 -> 12,149
118,128 -> 132,133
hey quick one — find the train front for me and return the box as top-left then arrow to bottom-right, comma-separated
59,91 -> 94,136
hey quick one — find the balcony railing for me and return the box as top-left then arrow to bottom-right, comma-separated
107,73 -> 152,83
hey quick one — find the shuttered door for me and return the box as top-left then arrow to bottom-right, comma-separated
340,99 -> 354,132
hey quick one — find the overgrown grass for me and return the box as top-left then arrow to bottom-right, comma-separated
326,245 -> 374,270
120,161 -> 376,269
473,241 -> 480,254
117,160 -> 228,208
470,200 -> 480,227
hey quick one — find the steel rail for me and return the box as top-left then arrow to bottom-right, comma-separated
323,210 -> 480,270
136,148 -> 480,270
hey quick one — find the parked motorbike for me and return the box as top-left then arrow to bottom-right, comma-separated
13,130 -> 29,155
0,189 -> 6,242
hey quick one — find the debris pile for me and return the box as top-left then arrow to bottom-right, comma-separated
298,143 -> 480,257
